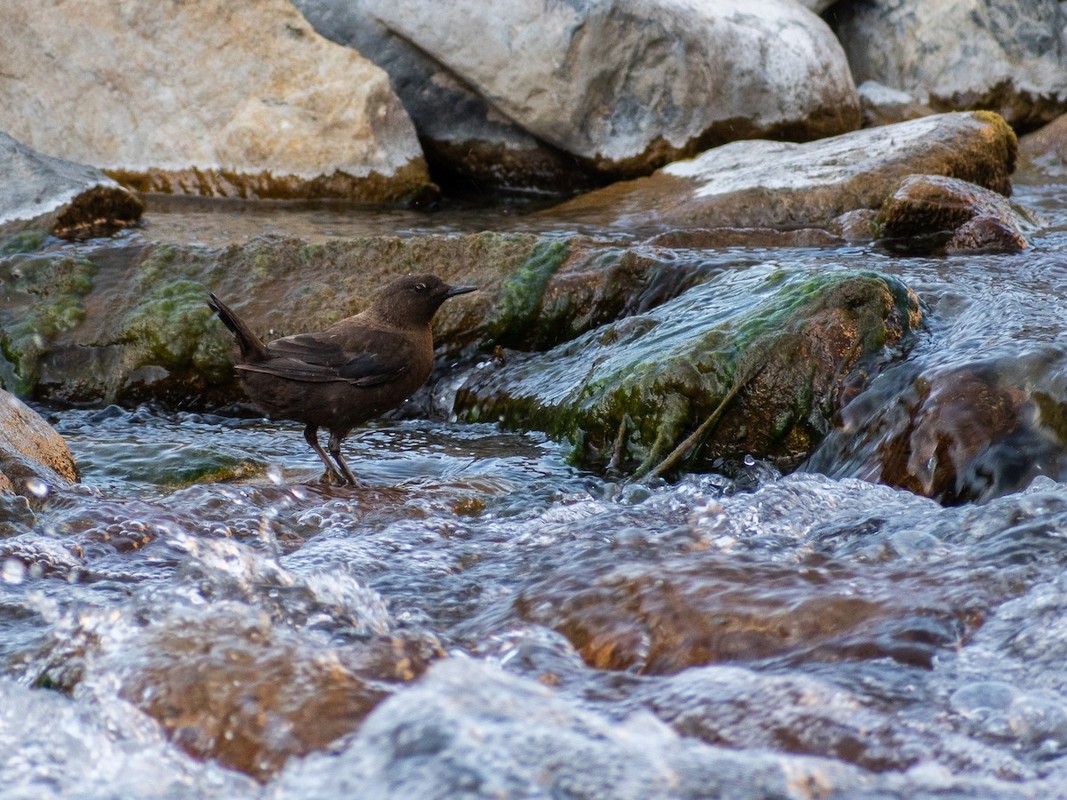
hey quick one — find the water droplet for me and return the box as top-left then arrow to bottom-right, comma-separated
743,454 -> 756,466
2,558 -> 26,584
24,477 -> 49,497
267,466 -> 285,486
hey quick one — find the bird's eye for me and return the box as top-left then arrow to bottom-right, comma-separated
414,283 -> 427,293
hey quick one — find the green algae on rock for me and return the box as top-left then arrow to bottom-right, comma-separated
456,268 -> 921,478
0,253 -> 96,397
0,230 -> 47,257
0,233 -> 558,407
482,239 -> 569,347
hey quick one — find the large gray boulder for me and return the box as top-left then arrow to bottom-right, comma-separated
0,132 -> 143,241
293,0 -> 593,195
547,112 -> 1018,234
831,0 -> 1067,131
0,0 -> 433,203
357,0 -> 860,181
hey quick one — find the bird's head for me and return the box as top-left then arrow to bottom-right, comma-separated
371,274 -> 477,327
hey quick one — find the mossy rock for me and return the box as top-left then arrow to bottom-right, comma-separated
2,231 -> 710,410
456,267 -> 922,477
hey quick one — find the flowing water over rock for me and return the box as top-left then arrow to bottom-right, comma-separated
4,182 -> 1067,798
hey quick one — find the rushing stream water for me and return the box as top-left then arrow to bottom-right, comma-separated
3,179 -> 1067,798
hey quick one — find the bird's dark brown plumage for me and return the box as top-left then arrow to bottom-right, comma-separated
208,274 -> 475,485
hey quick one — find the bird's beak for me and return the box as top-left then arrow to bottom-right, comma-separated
445,284 -> 477,298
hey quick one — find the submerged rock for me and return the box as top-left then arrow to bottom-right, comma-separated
831,0 -> 1067,131
115,604 -> 441,780
875,174 -> 1037,254
456,268 -> 922,478
0,678 -> 260,799
0,132 -> 143,241
0,389 -> 77,498
0,0 -> 432,203
277,657 -> 865,799
18,529 -> 443,781
355,0 -> 859,181
810,362 -> 1067,506
547,112 -> 1018,235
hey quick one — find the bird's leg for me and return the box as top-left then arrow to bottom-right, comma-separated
304,424 -> 344,484
328,430 -> 359,486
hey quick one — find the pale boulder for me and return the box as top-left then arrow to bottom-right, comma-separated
857,81 -> 934,128
294,0 -> 593,194
363,0 -> 860,179
0,0 -> 432,202
0,132 -> 143,240
831,0 -> 1067,131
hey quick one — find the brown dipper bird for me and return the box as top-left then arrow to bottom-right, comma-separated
208,274 -> 475,485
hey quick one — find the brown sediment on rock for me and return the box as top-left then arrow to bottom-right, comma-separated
114,608 -> 444,780
53,185 -> 145,240
105,159 -> 436,204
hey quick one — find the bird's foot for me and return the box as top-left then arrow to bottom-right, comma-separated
318,468 -> 361,488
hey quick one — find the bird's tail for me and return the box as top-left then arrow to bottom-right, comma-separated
207,293 -> 268,362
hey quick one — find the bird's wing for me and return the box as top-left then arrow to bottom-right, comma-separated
236,330 -> 414,386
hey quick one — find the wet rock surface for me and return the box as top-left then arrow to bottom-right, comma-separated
1,0 -> 431,202
806,247 -> 1067,504
546,112 -> 1018,234
456,269 -> 921,477
0,389 -> 77,498
875,174 -> 1036,254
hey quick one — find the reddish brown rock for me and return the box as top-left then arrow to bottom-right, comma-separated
0,389 -> 78,497
877,370 -> 1029,505
517,556 -> 962,674
117,607 -> 443,779
875,174 -> 1035,254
